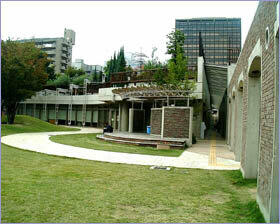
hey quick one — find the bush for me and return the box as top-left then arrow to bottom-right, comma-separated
1,114 -> 7,124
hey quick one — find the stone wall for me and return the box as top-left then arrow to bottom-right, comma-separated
162,107 -> 192,139
150,108 -> 162,135
227,1 -> 278,222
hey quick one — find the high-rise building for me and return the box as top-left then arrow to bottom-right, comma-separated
175,18 -> 241,68
19,28 -> 75,74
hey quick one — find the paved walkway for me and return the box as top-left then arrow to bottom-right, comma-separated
1,127 -> 240,170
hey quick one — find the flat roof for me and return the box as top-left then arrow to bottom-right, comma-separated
176,17 -> 241,21
19,37 -> 64,42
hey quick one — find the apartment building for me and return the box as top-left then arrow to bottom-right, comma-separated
19,28 -> 75,74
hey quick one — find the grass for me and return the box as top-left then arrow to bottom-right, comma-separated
1,115 -> 79,136
50,133 -> 184,157
1,115 -> 265,223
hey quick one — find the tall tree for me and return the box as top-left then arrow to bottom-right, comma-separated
166,44 -> 195,92
112,52 -> 117,73
104,47 -> 127,79
118,46 -> 126,72
166,29 -> 185,63
1,40 -> 49,124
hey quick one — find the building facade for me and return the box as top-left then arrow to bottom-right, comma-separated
72,59 -> 103,75
19,28 -> 75,74
176,17 -> 241,68
227,1 -> 279,222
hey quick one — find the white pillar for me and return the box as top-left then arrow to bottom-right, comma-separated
121,102 -> 129,132
235,90 -> 243,161
129,108 -> 134,133
118,103 -> 121,131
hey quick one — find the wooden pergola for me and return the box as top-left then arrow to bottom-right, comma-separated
112,86 -> 193,106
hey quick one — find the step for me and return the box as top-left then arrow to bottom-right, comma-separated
103,133 -> 186,145
96,135 -> 185,149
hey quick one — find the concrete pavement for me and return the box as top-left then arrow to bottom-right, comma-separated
1,127 -> 240,170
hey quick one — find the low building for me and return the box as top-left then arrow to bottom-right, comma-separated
16,65 -> 208,146
72,59 -> 103,75
19,28 -> 75,74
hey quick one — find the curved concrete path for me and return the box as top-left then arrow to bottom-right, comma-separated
1,127 -> 240,170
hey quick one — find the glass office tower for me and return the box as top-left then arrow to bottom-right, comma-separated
175,18 -> 241,69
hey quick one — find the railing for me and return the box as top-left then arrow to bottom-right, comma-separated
110,69 -> 167,83
110,68 -> 197,83
42,68 -> 198,96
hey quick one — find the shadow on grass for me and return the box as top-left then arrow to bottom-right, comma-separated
222,170 -> 265,223
225,169 -> 257,186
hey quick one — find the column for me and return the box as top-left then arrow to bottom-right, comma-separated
121,102 -> 129,132
129,108 -> 134,133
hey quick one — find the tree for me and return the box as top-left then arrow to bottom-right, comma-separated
144,60 -> 166,70
166,45 -> 195,92
154,68 -> 168,86
1,40 -> 49,124
112,52 -> 117,73
104,46 -> 127,79
46,63 -> 56,80
65,66 -> 85,79
118,46 -> 126,72
166,29 -> 185,63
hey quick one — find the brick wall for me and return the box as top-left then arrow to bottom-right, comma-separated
227,1 -> 278,217
150,108 -> 162,135
162,107 -> 190,138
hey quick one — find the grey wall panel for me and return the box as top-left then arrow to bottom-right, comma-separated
77,111 -> 82,121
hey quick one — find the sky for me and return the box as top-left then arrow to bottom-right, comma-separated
1,1 -> 259,67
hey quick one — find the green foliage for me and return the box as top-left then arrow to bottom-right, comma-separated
118,46 -> 126,72
165,45 -> 196,93
224,170 -> 258,187
144,60 -> 166,70
46,74 -> 70,88
72,74 -> 88,86
152,29 -> 196,94
65,66 -> 85,78
1,40 -> 49,124
125,65 -> 133,72
153,69 -> 168,85
46,66 -> 94,88
166,29 -> 185,63
46,64 -> 56,80
104,46 -> 127,77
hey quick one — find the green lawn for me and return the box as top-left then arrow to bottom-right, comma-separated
1,115 -> 79,136
50,133 -> 184,157
1,115 -> 265,223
